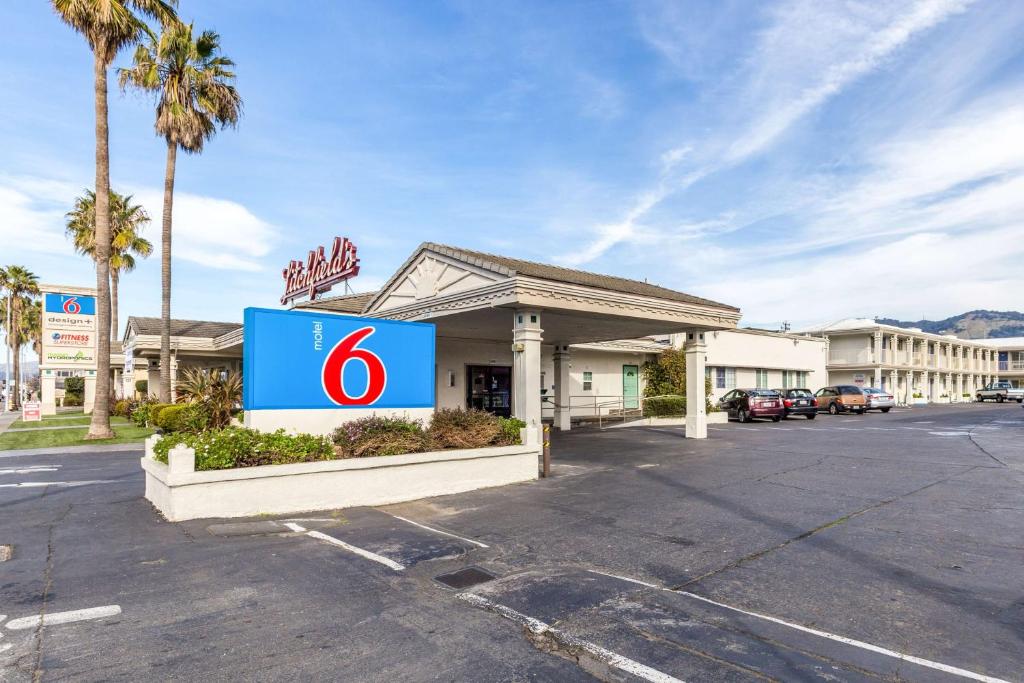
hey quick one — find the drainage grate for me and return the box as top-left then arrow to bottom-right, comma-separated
434,567 -> 496,590
0,544 -> 12,562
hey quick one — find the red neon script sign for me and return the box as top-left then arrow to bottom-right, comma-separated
321,327 -> 387,405
281,236 -> 359,305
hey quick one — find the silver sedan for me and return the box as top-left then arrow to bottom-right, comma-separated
862,387 -> 895,412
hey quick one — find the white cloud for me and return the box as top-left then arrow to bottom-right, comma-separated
131,190 -> 278,272
0,173 -> 278,273
566,0 -> 970,265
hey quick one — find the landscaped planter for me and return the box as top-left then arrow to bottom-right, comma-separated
911,397 -> 929,406
142,429 -> 540,522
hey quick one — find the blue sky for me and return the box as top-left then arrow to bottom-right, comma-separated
2,0 -> 1023,338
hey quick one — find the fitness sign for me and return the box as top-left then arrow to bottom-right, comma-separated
41,291 -> 97,367
243,307 -> 434,411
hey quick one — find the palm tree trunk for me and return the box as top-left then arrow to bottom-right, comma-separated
159,139 -> 176,404
111,269 -> 119,342
11,297 -> 20,410
88,50 -> 114,438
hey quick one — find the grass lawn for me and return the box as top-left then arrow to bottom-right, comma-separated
0,424 -> 154,451
9,415 -> 132,429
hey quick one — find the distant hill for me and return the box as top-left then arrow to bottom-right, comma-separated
877,310 -> 1024,339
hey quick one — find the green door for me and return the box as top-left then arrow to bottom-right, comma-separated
622,365 -> 639,410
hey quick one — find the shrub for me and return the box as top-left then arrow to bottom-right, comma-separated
63,394 -> 83,407
154,428 -> 334,471
428,408 -> 503,449
332,416 -> 430,458
496,416 -> 526,445
135,379 -> 148,396
64,376 -> 85,396
643,395 -> 686,417
113,399 -> 131,417
153,403 -> 209,433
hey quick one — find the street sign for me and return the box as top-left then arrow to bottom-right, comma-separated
243,307 -> 435,411
22,401 -> 41,422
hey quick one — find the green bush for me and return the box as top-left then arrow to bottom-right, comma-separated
497,416 -> 526,445
153,428 -> 334,471
64,376 -> 85,396
154,402 -> 212,433
332,416 -> 430,458
63,394 -> 84,407
112,399 -> 132,417
135,379 -> 148,395
643,395 -> 686,417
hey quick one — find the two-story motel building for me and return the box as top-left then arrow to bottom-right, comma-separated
802,319 -> 1004,403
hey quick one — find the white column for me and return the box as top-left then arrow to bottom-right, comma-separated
83,372 -> 97,414
922,370 -> 930,403
147,365 -> 160,399
553,345 -> 571,431
684,330 -> 708,439
889,370 -> 897,399
873,367 -> 882,389
512,310 -> 543,429
40,371 -> 57,416
905,371 -> 914,404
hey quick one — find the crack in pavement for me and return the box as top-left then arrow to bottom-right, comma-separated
29,502 -> 72,682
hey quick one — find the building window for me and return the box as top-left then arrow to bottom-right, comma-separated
715,367 -> 726,389
756,369 -> 769,387
725,367 -> 736,389
582,371 -> 593,391
782,370 -> 808,389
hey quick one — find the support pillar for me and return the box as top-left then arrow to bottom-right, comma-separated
83,372 -> 96,414
553,345 -> 571,431
512,310 -> 543,429
922,371 -> 930,403
873,367 -> 882,389
40,370 -> 57,416
147,365 -> 160,399
889,370 -> 897,400
684,330 -> 707,439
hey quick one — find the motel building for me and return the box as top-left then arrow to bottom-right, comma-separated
113,241 -> 840,438
978,337 -> 1024,389
801,319 -> 1005,403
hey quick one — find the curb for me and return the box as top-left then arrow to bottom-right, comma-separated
0,443 -> 144,458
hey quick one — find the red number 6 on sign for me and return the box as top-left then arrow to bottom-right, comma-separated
321,327 -> 388,405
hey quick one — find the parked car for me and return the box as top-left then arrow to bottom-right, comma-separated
718,388 -> 785,423
976,381 -> 1024,403
814,385 -> 867,415
861,387 -> 895,413
774,388 -> 817,419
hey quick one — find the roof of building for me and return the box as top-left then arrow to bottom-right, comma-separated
294,291 -> 378,314
126,316 -> 241,339
396,243 -> 739,311
973,336 -> 1024,348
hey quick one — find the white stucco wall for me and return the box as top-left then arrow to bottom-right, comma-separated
673,329 -> 828,401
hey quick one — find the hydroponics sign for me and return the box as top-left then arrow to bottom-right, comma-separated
243,307 -> 435,411
280,236 -> 360,305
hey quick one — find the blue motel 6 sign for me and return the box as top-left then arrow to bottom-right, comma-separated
243,308 -> 435,411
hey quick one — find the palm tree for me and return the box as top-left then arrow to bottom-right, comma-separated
66,190 -> 153,340
51,0 -> 177,438
0,267 -> 41,409
119,21 -> 241,404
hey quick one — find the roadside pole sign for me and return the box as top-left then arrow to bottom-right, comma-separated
22,401 -> 41,422
242,307 -> 435,411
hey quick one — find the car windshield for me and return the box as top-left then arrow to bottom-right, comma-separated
862,388 -> 881,394
839,386 -> 863,395
749,390 -> 780,397
788,389 -> 813,397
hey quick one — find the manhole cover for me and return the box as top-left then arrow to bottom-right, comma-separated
434,567 -> 496,590
0,544 -> 12,562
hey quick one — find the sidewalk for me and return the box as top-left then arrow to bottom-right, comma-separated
0,410 -> 18,435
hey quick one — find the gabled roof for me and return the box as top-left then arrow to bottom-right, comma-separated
126,316 -> 241,339
369,242 -> 739,312
294,291 -> 378,315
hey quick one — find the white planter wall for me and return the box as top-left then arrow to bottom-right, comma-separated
142,430 -> 540,522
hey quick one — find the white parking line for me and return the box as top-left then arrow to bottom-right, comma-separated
0,480 -> 119,488
385,514 -> 489,548
459,593 -> 684,683
4,605 -> 121,630
283,522 -> 405,571
0,466 -> 60,475
587,571 -> 1008,683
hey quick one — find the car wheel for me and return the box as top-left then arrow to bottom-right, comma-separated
806,413 -> 816,420
828,402 -> 839,415
881,407 -> 891,413
997,395 -> 1004,403
772,416 -> 781,422
737,409 -> 749,423
1018,398 -> 1023,404
976,394 -> 983,402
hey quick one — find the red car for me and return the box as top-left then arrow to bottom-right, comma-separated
718,388 -> 785,423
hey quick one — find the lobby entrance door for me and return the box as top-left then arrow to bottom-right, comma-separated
467,365 -> 512,417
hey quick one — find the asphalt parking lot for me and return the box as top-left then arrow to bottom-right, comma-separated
1,403 -> 1022,682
